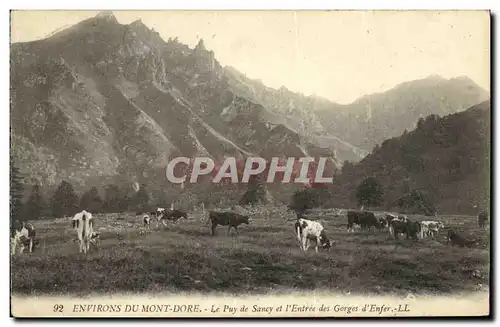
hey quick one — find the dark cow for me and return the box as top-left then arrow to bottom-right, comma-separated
389,219 -> 407,240
209,211 -> 250,236
347,211 -> 380,231
405,220 -> 421,240
162,209 -> 188,223
377,216 -> 389,229
447,229 -> 476,248
389,219 -> 421,240
478,210 -> 488,229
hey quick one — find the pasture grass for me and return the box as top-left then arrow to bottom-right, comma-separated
11,208 -> 490,297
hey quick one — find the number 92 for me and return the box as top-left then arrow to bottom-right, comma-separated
53,304 -> 64,312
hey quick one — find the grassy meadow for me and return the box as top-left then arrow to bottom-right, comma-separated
10,206 -> 490,297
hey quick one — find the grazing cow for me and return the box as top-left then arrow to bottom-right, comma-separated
11,221 -> 36,254
447,229 -> 475,248
72,210 -> 93,229
209,211 -> 250,236
389,219 -> 421,240
75,210 -> 94,253
420,220 -> 445,238
478,211 -> 488,229
143,214 -> 152,229
389,219 -> 407,240
295,218 -> 334,253
347,211 -> 380,232
346,211 -> 357,232
162,209 -> 188,223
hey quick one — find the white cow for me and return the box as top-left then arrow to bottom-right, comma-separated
420,220 -> 445,238
73,210 -> 94,253
156,208 -> 168,227
11,221 -> 36,255
294,218 -> 335,253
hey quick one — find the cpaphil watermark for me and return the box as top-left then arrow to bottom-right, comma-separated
165,156 -> 334,185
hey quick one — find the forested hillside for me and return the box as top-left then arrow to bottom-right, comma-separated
326,100 -> 491,215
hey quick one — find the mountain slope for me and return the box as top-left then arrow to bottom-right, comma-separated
224,66 -> 489,157
10,12 -> 339,192
326,100 -> 491,214
224,66 -> 370,163
316,75 -> 489,152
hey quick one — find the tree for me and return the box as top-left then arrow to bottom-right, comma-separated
51,180 -> 79,217
118,185 -> 133,212
80,187 -> 103,213
288,187 -> 321,216
356,177 -> 384,208
132,184 -> 150,212
240,174 -> 269,205
10,154 -> 24,225
24,183 -> 46,220
395,189 -> 436,216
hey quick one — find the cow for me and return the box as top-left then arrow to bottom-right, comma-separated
71,214 -> 81,230
405,220 -> 421,240
74,210 -> 94,253
142,208 -> 165,228
377,216 -> 389,229
143,214 -> 152,230
11,221 -> 36,255
295,218 -> 335,253
161,209 -> 188,224
209,211 -> 250,236
385,213 -> 398,224
346,211 -> 380,232
420,220 -> 445,238
447,229 -> 475,248
388,219 -> 407,240
478,210 -> 488,229
389,219 -> 421,240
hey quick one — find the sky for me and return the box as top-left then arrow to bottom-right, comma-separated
10,10 -> 490,104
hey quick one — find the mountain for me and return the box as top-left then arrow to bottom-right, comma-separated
325,100 -> 491,215
316,75 -> 489,152
224,66 -> 488,157
224,66 -> 369,163
10,12 -> 339,195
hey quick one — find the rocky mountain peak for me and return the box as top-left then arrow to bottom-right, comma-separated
194,38 -> 207,52
95,11 -> 118,23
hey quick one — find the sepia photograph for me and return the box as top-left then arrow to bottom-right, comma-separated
9,10 -> 491,318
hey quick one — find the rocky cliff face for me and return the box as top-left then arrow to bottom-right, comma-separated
225,67 -> 488,157
10,12 -> 338,191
